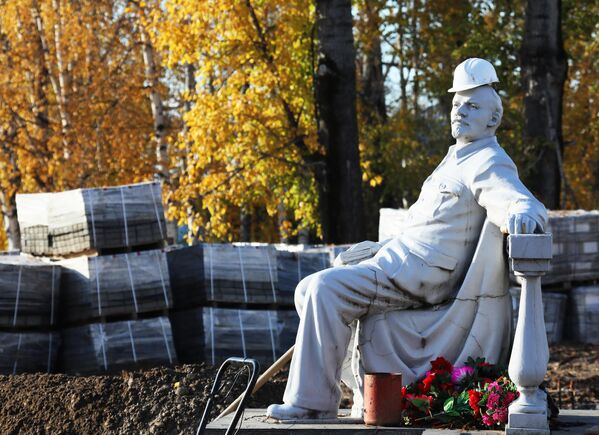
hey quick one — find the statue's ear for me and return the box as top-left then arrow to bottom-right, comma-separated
487,110 -> 500,128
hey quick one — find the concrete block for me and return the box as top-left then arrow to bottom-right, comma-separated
508,234 -> 552,260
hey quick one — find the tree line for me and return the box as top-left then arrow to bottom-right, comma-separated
0,0 -> 597,249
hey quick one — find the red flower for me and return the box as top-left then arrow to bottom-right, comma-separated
431,357 -> 453,373
468,389 -> 483,417
421,371 -> 436,393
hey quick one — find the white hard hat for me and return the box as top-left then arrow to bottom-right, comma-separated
448,58 -> 499,92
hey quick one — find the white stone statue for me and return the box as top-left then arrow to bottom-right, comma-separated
266,58 -> 548,421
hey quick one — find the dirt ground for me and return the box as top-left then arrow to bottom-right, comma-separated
0,343 -> 596,434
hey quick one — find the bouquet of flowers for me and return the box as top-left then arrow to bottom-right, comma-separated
401,356 -> 519,429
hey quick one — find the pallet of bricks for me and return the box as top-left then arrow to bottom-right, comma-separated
528,210 -> 599,345
509,211 -> 599,345
168,243 -> 345,369
0,256 -> 60,375
15,182 -> 177,375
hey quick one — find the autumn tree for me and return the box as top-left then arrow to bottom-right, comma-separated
561,0 -> 599,209
0,0 -> 158,249
147,0 -> 322,243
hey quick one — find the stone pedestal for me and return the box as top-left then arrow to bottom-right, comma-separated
506,234 -> 552,435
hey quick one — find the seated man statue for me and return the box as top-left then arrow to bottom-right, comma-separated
267,58 -> 548,421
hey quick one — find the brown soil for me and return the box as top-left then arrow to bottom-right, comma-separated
545,342 -> 599,410
0,343 -> 596,434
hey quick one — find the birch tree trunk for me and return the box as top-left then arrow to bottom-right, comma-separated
315,0 -> 365,243
139,21 -> 175,241
520,0 -> 568,209
0,122 -> 22,251
31,0 -> 71,157
139,28 -> 169,186
0,192 -> 20,251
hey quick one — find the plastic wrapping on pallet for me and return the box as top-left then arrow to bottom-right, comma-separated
166,244 -> 205,308
565,285 -> 599,344
275,246 -> 333,305
203,244 -> 278,304
0,256 -> 60,328
17,182 -> 166,256
541,210 -> 599,284
0,331 -> 60,374
58,250 -> 172,323
59,316 -> 176,374
276,309 -> 300,352
170,308 -> 299,367
203,307 -> 280,366
169,308 -> 205,364
510,287 -> 567,344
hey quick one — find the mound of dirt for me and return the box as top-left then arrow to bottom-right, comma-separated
0,343 -> 596,434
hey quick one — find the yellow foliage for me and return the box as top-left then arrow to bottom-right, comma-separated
0,0 -> 158,249
148,0 -> 320,242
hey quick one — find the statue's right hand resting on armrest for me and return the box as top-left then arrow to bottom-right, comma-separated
507,213 -> 542,234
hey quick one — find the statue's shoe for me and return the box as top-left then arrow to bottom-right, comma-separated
266,404 -> 337,421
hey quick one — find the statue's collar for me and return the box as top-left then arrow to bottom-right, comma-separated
451,136 -> 498,161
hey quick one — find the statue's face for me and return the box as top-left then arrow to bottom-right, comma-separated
451,86 -> 497,143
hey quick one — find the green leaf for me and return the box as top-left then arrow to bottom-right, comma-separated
411,398 -> 431,412
443,397 -> 455,413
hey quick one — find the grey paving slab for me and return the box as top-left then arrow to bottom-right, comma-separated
205,409 -> 599,435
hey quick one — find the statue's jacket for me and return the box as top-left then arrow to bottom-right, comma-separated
369,135 -> 548,305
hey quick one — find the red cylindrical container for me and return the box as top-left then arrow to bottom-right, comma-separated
363,372 -> 403,426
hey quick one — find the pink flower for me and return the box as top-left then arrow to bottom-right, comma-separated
482,413 -> 495,426
451,366 -> 475,383
493,407 -> 508,423
487,392 -> 501,409
488,381 -> 503,394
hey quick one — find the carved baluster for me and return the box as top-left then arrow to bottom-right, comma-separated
506,233 -> 552,435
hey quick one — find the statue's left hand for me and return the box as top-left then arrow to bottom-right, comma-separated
333,240 -> 382,266
507,213 -> 538,234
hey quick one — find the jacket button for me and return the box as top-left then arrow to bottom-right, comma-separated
440,183 -> 446,189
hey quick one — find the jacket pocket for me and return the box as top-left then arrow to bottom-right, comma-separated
438,178 -> 463,196
407,241 -> 458,271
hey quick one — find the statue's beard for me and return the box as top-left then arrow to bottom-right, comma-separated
451,123 -> 468,139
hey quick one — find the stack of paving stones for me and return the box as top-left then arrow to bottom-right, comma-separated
58,249 -> 172,323
539,211 -> 599,344
202,244 -> 278,304
275,245 -> 337,305
16,182 -> 166,257
509,287 -> 567,344
169,307 -> 299,368
0,255 -> 60,374
543,210 -> 599,284
11,182 -> 177,375
58,317 -> 176,374
167,243 -> 335,368
379,208 -> 599,345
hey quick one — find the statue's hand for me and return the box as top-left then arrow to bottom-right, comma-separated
507,213 -> 538,234
333,240 -> 382,266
